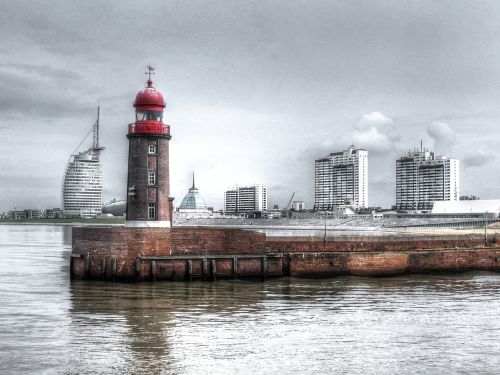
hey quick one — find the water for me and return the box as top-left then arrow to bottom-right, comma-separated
1,225 -> 500,374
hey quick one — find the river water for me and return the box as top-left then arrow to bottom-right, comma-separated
1,225 -> 499,374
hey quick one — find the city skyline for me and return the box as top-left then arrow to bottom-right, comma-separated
1,1 -> 500,213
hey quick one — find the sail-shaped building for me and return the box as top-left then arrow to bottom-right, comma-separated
62,108 -> 105,218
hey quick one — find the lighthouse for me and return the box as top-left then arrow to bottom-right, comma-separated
126,67 -> 174,227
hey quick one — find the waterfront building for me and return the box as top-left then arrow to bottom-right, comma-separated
8,210 -> 27,220
176,173 -> 212,219
314,145 -> 368,211
291,201 -> 306,211
396,149 -> 459,211
432,199 -> 500,218
460,195 -> 480,201
125,67 -> 174,227
24,209 -> 43,219
62,108 -> 104,218
224,184 -> 267,214
102,200 -> 126,216
223,189 -> 238,213
262,208 -> 283,219
45,208 -> 64,219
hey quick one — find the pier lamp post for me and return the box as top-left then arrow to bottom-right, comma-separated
323,212 -> 327,247
484,211 -> 488,245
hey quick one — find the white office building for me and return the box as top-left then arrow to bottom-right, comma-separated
291,201 -> 306,211
314,145 -> 368,211
396,149 -> 459,211
224,184 -> 267,213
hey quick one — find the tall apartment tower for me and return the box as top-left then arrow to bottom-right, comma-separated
224,185 -> 267,213
314,145 -> 368,211
62,107 -> 105,218
396,149 -> 459,211
126,68 -> 174,227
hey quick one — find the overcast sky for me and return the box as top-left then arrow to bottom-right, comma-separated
1,0 -> 500,212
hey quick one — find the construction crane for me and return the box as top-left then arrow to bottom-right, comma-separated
282,192 -> 295,218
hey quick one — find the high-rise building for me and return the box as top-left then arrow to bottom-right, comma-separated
224,185 -> 267,213
62,108 -> 105,218
396,149 -> 459,211
314,145 -> 368,211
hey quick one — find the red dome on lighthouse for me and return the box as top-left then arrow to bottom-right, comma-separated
134,79 -> 165,110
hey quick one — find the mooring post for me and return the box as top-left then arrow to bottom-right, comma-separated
101,257 -> 106,280
233,257 -> 238,279
210,259 -> 217,281
261,256 -> 268,281
202,258 -> 208,280
151,260 -> 156,282
69,256 -> 74,280
135,258 -> 141,282
85,253 -> 90,279
187,259 -> 193,282
283,254 -> 291,276
112,258 -> 117,282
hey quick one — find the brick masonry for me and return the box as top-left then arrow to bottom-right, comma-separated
126,134 -> 173,223
71,226 -> 500,281
71,226 -> 268,281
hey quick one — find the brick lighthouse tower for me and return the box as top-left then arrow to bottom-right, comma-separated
126,67 -> 174,227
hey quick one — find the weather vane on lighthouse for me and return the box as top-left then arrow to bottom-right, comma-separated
145,65 -> 155,81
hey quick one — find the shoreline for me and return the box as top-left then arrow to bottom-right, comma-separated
0,220 -> 125,227
2,220 -> 499,236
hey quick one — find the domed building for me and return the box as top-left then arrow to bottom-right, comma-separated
176,173 -> 213,219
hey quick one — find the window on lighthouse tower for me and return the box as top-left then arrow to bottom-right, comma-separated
148,171 -> 156,185
148,203 -> 156,219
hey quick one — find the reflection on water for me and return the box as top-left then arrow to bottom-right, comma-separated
1,225 -> 500,374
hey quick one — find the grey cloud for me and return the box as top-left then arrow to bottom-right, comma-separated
427,121 -> 456,154
351,112 -> 401,155
0,68 -> 93,119
462,152 -> 496,168
0,63 -> 81,81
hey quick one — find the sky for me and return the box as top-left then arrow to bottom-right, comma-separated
1,0 -> 499,212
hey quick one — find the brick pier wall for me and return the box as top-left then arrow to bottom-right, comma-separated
71,227 -> 500,281
287,249 -> 500,277
266,234 -> 488,253
71,226 -> 268,281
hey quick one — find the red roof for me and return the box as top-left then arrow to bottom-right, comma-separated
134,79 -> 165,110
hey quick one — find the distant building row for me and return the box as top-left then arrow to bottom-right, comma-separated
2,208 -> 64,220
314,145 -> 460,212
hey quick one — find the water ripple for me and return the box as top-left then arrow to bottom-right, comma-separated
0,225 -> 500,374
